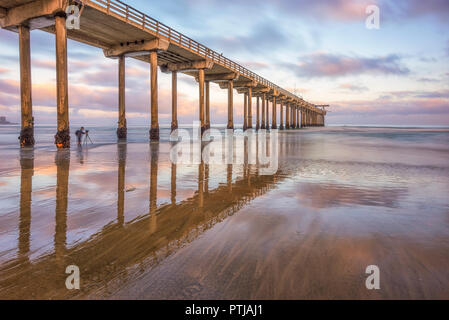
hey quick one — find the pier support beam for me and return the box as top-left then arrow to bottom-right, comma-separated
247,87 -> 253,129
117,55 -> 127,140
301,109 -> 304,128
261,94 -> 266,129
18,25 -> 34,148
285,104 -> 290,129
271,96 -> 277,129
266,96 -> 270,131
292,106 -> 295,129
279,102 -> 284,130
198,69 -> 206,136
227,80 -> 234,130
297,108 -> 300,128
205,80 -> 210,130
149,51 -> 159,141
54,15 -> 70,149
294,106 -> 298,128
243,93 -> 248,131
289,106 -> 292,129
256,96 -> 260,131
171,71 -> 178,132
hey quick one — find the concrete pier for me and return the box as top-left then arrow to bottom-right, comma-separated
1,0 -> 327,146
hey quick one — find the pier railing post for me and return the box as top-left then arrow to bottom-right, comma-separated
18,25 -> 34,148
54,14 -> 70,149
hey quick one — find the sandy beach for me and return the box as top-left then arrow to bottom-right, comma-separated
0,126 -> 448,299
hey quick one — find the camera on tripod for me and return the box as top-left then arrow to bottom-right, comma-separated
83,129 -> 93,145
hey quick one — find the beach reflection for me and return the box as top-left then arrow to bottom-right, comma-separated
0,128 -> 448,299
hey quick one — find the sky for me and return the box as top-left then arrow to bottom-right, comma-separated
0,0 -> 448,126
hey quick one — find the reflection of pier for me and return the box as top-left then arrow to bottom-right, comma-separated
0,141 -> 286,299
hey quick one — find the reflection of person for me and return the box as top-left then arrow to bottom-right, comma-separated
75,127 -> 85,145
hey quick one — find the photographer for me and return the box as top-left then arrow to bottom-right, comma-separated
75,127 -> 86,145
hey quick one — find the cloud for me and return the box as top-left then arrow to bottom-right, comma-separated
32,59 -> 55,69
329,94 -> 449,118
338,83 -> 369,92
200,19 -> 290,55
0,79 -> 19,94
417,78 -> 440,83
390,0 -> 449,21
383,90 -> 449,99
275,0 -> 373,21
280,53 -> 410,78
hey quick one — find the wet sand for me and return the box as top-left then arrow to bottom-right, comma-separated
0,127 -> 448,299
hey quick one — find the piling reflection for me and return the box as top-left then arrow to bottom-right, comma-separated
18,149 -> 34,260
117,144 -> 126,226
0,136 -> 287,299
54,150 -> 70,268
149,143 -> 158,234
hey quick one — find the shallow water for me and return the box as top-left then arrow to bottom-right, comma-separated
0,126 -> 448,299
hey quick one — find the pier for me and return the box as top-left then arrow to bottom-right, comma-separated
0,0 -> 327,148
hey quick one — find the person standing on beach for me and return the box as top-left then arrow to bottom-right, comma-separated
75,127 -> 86,145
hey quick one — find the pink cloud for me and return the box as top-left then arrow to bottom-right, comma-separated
281,53 -> 410,78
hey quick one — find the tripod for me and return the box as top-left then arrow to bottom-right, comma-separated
83,131 -> 93,145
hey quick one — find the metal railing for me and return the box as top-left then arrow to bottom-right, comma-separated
83,0 -> 322,112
